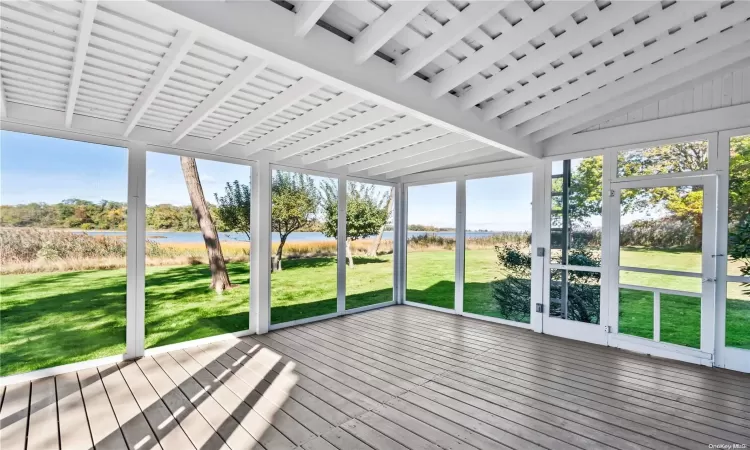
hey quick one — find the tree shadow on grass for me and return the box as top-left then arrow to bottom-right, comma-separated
146,311 -> 250,349
271,298 -> 337,325
345,287 -> 394,310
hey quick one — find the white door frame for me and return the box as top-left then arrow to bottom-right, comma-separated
605,172 -> 718,366
539,159 -> 608,345
715,126 -> 750,373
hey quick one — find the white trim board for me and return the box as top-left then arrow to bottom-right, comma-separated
543,103 -> 750,155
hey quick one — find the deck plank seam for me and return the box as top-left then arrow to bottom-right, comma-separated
74,372 -> 98,450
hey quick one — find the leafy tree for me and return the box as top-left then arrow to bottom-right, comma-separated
319,181 -> 389,267
270,171 -> 319,271
215,180 -> 251,241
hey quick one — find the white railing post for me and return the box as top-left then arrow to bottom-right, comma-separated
653,291 -> 661,342
394,183 -> 407,304
126,143 -> 146,358
337,176 -> 347,313
251,159 -> 271,334
455,179 -> 466,314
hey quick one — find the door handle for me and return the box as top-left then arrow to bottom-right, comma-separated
702,278 -> 716,283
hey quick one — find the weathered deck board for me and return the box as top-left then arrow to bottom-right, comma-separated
2,305 -> 749,450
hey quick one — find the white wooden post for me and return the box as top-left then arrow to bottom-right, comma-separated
126,144 -> 146,358
337,176 -> 347,313
394,183 -> 407,304
530,162 -> 548,333
454,180 -> 466,314
251,159 -> 271,334
653,291 -> 661,342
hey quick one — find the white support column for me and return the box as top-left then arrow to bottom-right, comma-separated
126,144 -> 146,358
251,159 -> 272,334
603,151 -> 618,337
454,180 -> 466,314
530,162 -> 547,333
394,183 -> 407,304
337,176 -> 347,313
653,291 -> 661,342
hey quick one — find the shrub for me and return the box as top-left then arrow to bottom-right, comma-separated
620,218 -> 699,250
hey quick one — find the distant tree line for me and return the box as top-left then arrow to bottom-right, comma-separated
407,224 -> 455,232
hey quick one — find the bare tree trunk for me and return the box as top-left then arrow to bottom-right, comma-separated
180,156 -> 232,292
367,186 -> 395,256
272,234 -> 287,272
346,238 -> 354,268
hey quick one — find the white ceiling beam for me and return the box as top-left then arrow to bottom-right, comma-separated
303,115 -> 423,164
273,105 -> 394,161
386,145 -> 498,178
123,29 -> 195,137
0,78 -> 7,118
294,1 -> 333,38
211,77 -> 322,151
502,2 -> 747,132
457,1 -> 651,111
328,125 -> 445,169
245,92 -> 361,156
169,56 -> 266,144
544,102 -> 750,155
353,1 -> 430,65
430,1 -> 584,98
529,22 -> 750,143
396,2 -> 509,83
65,0 -> 97,127
400,157 -> 533,184
480,1 -> 713,121
151,0 -> 539,157
378,140 -> 488,176
359,133 -> 472,175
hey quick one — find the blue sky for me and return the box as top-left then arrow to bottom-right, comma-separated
2,131 -> 539,231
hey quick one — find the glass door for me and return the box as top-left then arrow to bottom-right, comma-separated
542,157 -> 607,345
717,130 -> 750,372
608,175 -> 717,359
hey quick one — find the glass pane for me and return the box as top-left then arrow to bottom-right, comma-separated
550,156 -> 602,267
465,174 -> 532,322
726,135 -> 750,350
617,140 -> 708,178
345,182 -> 394,309
619,271 -> 701,294
549,269 -> 600,324
407,182 -> 456,309
618,288 -> 654,340
726,281 -> 750,349
271,171 -> 337,324
620,185 -> 703,273
145,153 -> 250,348
660,293 -> 701,348
0,131 -> 127,376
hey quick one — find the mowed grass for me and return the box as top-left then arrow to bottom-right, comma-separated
1,248 -> 749,376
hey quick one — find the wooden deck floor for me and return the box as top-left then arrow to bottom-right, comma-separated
2,305 -> 750,450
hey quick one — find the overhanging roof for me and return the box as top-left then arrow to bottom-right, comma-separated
1,0 -> 748,180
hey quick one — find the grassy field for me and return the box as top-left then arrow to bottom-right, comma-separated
1,248 -> 748,376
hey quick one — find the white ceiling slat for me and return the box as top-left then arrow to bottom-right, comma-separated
481,1 -> 712,121
508,2 -> 748,133
385,144 -> 497,179
211,77 -> 322,151
123,29 -> 195,136
358,133 -> 472,175
303,115 -> 423,164
273,105 -> 394,161
458,1 -> 652,111
396,1 -> 510,82
374,139 -> 487,176
65,0 -> 98,127
530,20 -> 750,143
245,92 -> 361,155
168,56 -> 267,144
294,0 -> 334,38
352,1 -> 430,65
429,1 -> 584,98
329,125 -> 446,169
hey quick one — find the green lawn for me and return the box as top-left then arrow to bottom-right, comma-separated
1,248 -> 748,376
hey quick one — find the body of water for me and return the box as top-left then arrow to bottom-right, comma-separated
75,230 -> 517,243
